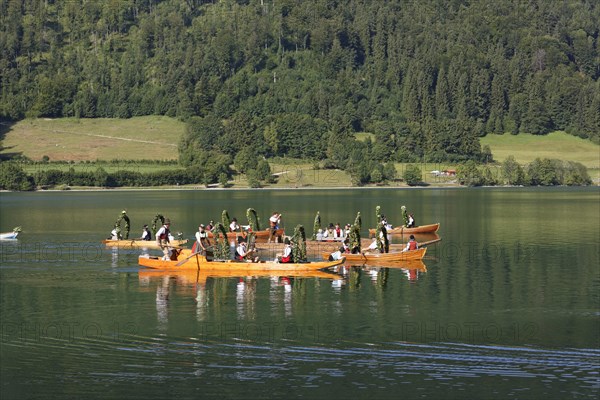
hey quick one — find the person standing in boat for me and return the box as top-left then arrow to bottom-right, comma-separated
268,212 -> 282,243
156,218 -> 172,260
402,235 -> 418,252
195,224 -> 212,256
139,224 -> 152,241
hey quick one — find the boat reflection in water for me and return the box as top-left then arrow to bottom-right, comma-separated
329,260 -> 427,291
138,268 -> 343,322
138,259 -> 427,322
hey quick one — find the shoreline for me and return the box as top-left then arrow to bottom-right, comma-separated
3,183 -> 600,193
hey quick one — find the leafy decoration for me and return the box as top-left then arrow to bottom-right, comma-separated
115,210 -> 130,239
246,208 -> 260,231
312,211 -> 321,240
292,225 -> 307,263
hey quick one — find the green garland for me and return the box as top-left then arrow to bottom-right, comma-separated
213,222 -> 230,260
348,212 -> 361,252
246,208 -> 260,231
291,225 -> 307,263
374,206 -> 388,253
312,211 -> 321,240
354,211 -> 362,229
374,205 -> 382,240
221,210 -> 231,231
151,214 -> 164,235
401,205 -> 409,227
114,210 -> 131,239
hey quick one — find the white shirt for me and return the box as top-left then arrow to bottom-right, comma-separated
230,222 -> 239,231
236,243 -> 248,257
283,245 -> 292,258
195,230 -> 209,246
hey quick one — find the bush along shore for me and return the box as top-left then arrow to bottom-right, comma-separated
0,156 -> 593,191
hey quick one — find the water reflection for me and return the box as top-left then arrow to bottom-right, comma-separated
138,260 -> 428,323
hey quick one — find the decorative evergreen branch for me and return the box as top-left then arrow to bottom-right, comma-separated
401,205 -> 408,227
246,208 -> 260,231
312,211 -> 321,240
115,210 -> 131,239
151,214 -> 164,235
292,225 -> 307,262
213,222 -> 230,260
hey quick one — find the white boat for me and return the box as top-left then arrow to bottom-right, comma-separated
0,227 -> 21,240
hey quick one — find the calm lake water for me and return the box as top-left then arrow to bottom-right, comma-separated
1,188 -> 599,399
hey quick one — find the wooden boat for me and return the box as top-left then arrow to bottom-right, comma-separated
139,268 -> 342,286
208,229 -> 285,242
368,223 -> 440,235
321,248 -> 426,263
103,239 -> 189,249
139,249 -> 345,272
252,236 -> 440,260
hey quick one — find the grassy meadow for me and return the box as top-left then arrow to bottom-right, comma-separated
481,131 -> 599,168
1,116 -> 184,162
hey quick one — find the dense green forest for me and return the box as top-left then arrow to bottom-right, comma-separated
1,0 -> 598,176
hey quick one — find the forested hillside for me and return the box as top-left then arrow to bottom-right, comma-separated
1,0 -> 598,171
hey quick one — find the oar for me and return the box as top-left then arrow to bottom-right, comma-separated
175,251 -> 203,266
419,238 -> 442,247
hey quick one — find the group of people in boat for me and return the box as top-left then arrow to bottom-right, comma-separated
315,222 -> 353,241
113,207 -> 420,263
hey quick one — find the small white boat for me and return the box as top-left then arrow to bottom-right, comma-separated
0,227 -> 21,240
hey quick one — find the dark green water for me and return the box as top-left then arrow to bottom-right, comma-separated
1,188 -> 599,399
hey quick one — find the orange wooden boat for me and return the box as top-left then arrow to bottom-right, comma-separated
103,239 -> 189,249
321,248 -> 426,263
368,223 -> 440,235
207,229 -> 285,242
139,249 -> 344,272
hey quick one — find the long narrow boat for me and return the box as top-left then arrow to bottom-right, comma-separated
321,248 -> 426,263
252,236 -> 440,260
103,239 -> 189,249
208,229 -> 285,242
139,249 -> 345,272
368,223 -> 440,235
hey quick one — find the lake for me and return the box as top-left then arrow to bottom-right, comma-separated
1,188 -> 599,399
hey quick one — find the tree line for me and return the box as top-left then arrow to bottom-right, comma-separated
0,0 -> 598,172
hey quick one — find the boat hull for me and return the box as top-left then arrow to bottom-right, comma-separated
368,223 -> 440,235
321,248 -> 426,263
139,249 -> 344,272
208,229 -> 285,242
0,232 -> 18,240
103,239 -> 189,249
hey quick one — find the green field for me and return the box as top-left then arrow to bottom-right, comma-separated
0,116 -> 185,161
481,131 -> 599,169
